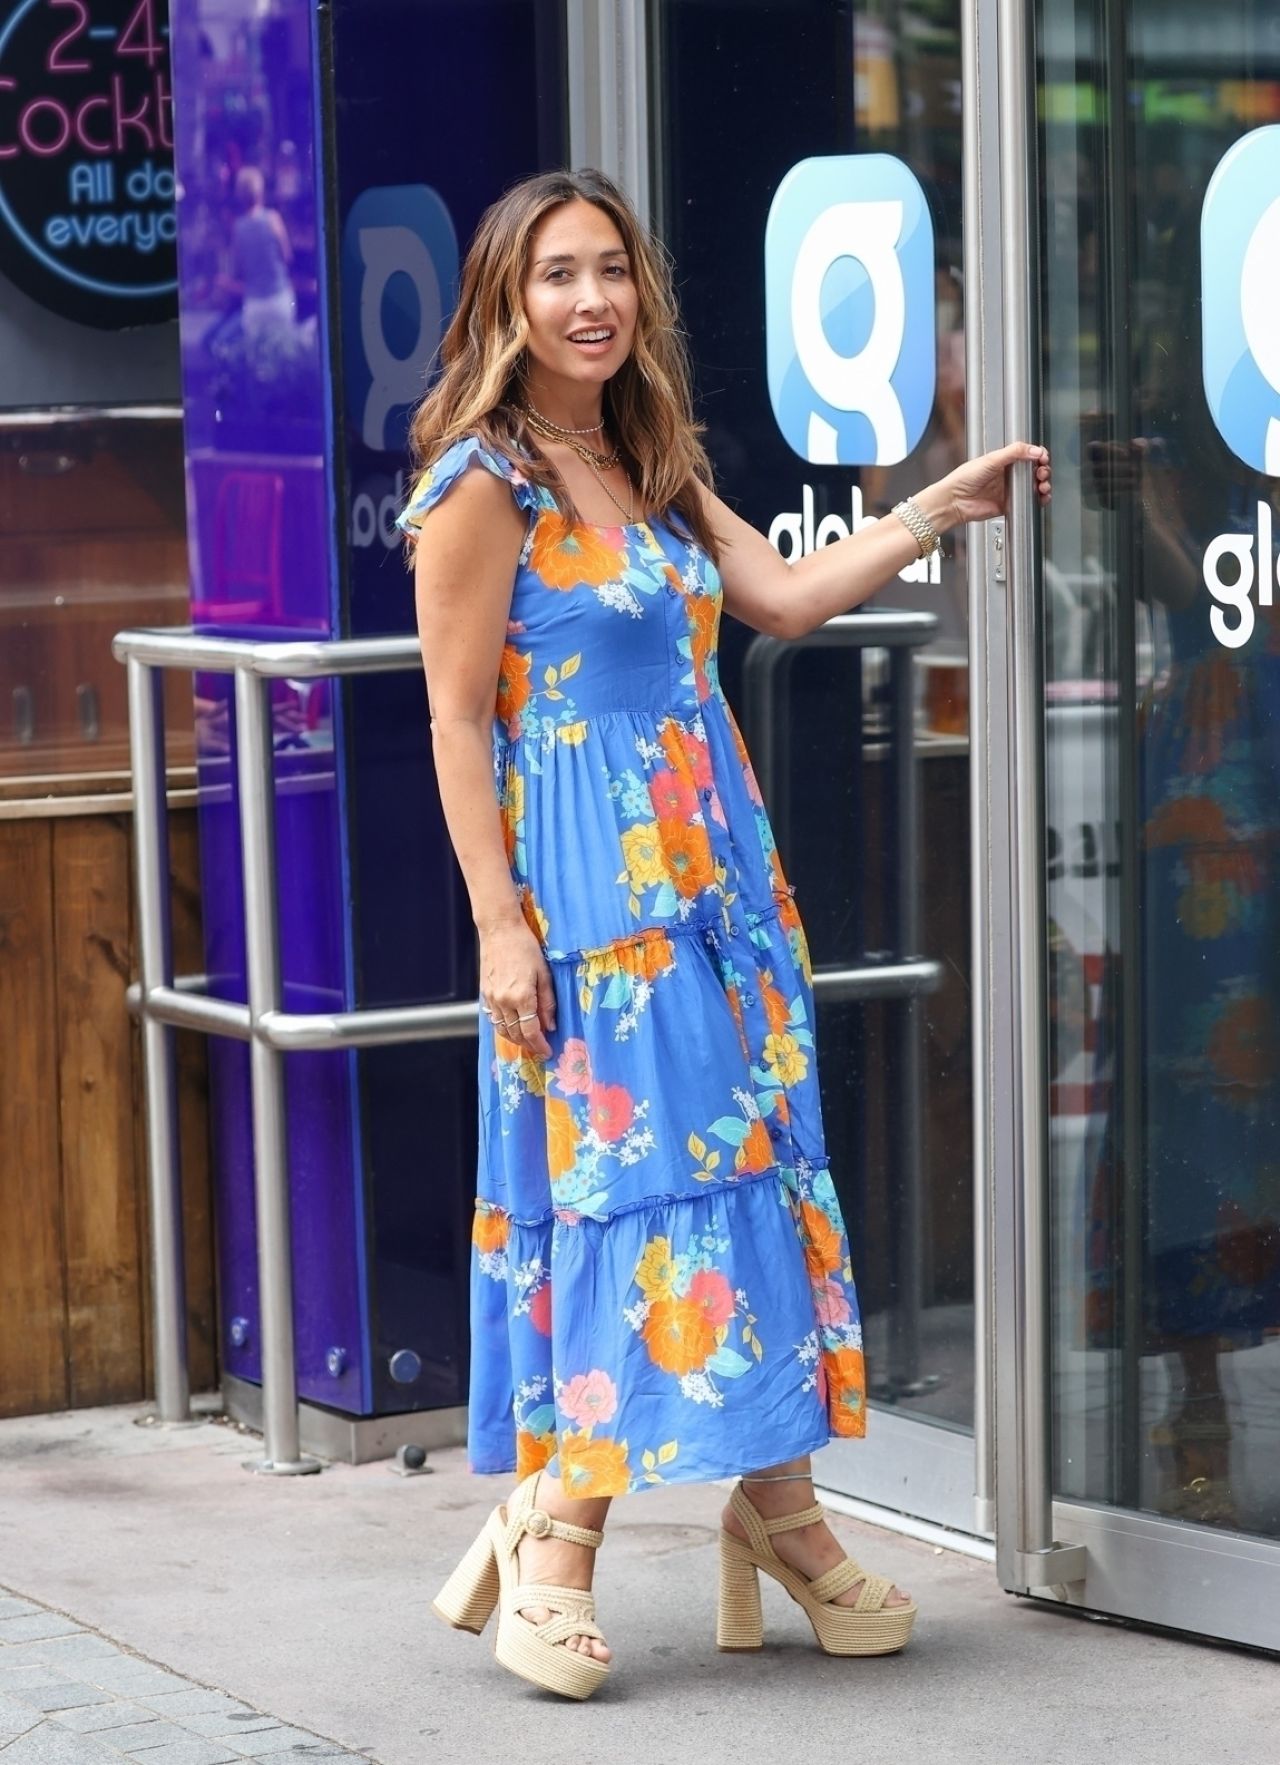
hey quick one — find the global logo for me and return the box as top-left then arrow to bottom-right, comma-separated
1202,126 -> 1280,475
341,183 -> 458,456
764,155 -> 935,467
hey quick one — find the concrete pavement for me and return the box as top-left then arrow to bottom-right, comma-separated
0,1401 -> 1274,1765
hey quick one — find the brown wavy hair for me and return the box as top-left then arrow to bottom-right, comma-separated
403,167 -> 719,560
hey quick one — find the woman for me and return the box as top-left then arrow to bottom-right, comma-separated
399,168 -> 1050,1700
229,166 -> 294,344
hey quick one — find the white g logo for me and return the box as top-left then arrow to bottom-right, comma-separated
1240,196 -> 1280,476
765,155 -> 935,468
356,224 -> 444,452
341,186 -> 458,457
790,200 -> 907,465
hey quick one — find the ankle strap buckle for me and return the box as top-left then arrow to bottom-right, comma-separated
523,1507 -> 553,1539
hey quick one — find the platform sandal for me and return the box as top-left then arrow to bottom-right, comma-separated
717,1479 -> 918,1657
431,1470 -> 610,1701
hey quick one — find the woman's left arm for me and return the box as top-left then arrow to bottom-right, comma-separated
703,443 -> 1052,640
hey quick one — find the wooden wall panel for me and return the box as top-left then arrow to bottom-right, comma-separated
54,814 -> 145,1406
0,806 -> 216,1419
0,821 -> 68,1416
134,812 -> 217,1395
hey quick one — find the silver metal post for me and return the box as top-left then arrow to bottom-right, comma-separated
566,0 -> 652,219
233,667 -> 320,1476
127,657 -> 191,1425
964,0 -> 1007,1539
884,648 -> 924,1395
996,0 -> 1085,1588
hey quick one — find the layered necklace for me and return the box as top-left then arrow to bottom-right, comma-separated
523,400 -> 637,525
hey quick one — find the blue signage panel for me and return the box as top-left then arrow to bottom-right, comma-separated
765,153 -> 936,468
0,0 -> 177,325
328,0 -> 565,1412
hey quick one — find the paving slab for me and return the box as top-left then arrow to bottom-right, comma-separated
0,1617 -> 86,1644
0,1400 -> 1275,1765
84,1719 -> 195,1751
1,1639 -> 124,1670
213,1728 -> 329,1756
0,1725 -> 145,1764
0,1585 -> 368,1763
0,1688 -> 42,1739
108,1741 -> 238,1765
8,1684 -> 117,1714
168,1712 -> 283,1740
51,1702 -> 165,1734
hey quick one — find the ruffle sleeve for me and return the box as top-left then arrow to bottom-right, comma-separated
396,435 -> 543,540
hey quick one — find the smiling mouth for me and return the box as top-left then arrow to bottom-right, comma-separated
567,328 -> 615,345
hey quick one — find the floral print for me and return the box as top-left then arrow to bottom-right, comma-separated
1086,567 -> 1280,1348
398,436 -> 867,1491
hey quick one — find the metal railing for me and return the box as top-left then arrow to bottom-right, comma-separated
116,609 -> 939,1474
115,627 -> 479,1476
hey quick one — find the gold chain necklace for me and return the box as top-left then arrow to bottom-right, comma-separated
523,398 -> 604,438
578,448 -> 636,524
524,406 -> 618,468
524,408 -> 636,523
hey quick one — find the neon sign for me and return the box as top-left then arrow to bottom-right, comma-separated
0,0 -> 176,327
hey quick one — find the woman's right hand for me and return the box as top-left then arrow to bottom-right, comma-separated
479,916 -> 556,1062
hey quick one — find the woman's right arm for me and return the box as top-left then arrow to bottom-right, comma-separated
411,467 -> 555,1060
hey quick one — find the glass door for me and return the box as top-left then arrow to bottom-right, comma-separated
984,0 -> 1280,1647
650,0 -> 984,1536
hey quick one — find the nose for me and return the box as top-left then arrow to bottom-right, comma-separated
575,277 -> 610,314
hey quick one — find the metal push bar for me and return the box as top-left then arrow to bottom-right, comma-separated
116,609 -> 937,1475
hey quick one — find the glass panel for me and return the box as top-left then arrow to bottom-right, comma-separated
0,410 -> 192,785
1041,0 -> 1280,1536
651,0 -> 973,1430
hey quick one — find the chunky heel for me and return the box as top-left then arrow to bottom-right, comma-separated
717,1482 -> 917,1658
716,1537 -> 765,1651
432,1524 -> 501,1634
433,1473 -> 610,1700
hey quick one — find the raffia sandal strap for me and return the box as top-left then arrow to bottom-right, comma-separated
531,1612 -> 607,1648
506,1506 -> 604,1552
727,1482 -> 772,1554
763,1502 -> 825,1537
511,1583 -> 605,1647
806,1559 -> 869,1604
853,1573 -> 897,1614
512,1580 -> 597,1612
729,1482 -> 826,1553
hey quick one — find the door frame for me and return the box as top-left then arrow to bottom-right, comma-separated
976,0 -> 1280,1650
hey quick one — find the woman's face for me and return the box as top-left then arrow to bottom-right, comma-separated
521,198 -> 638,394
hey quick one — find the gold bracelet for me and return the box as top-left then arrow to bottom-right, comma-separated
891,496 -> 941,559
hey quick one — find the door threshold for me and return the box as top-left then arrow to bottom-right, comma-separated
815,1486 -> 996,1563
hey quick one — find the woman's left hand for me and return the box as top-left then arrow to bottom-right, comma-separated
938,441 -> 1052,526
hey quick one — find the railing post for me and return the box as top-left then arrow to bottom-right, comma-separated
233,665 -> 320,1476
127,655 -> 191,1424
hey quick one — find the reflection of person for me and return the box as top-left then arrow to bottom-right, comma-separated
1084,424 -> 1280,1531
230,166 -> 294,342
399,167 -> 1049,1699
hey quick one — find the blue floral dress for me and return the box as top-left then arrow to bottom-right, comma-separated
398,436 -> 866,1497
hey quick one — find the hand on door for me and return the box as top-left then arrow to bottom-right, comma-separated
936,442 -> 1052,525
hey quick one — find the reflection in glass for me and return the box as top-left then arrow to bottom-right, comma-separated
1041,0 -> 1280,1538
0,411 -> 192,783
652,0 -> 972,1433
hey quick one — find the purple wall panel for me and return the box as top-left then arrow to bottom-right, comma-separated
172,0 -> 367,1410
